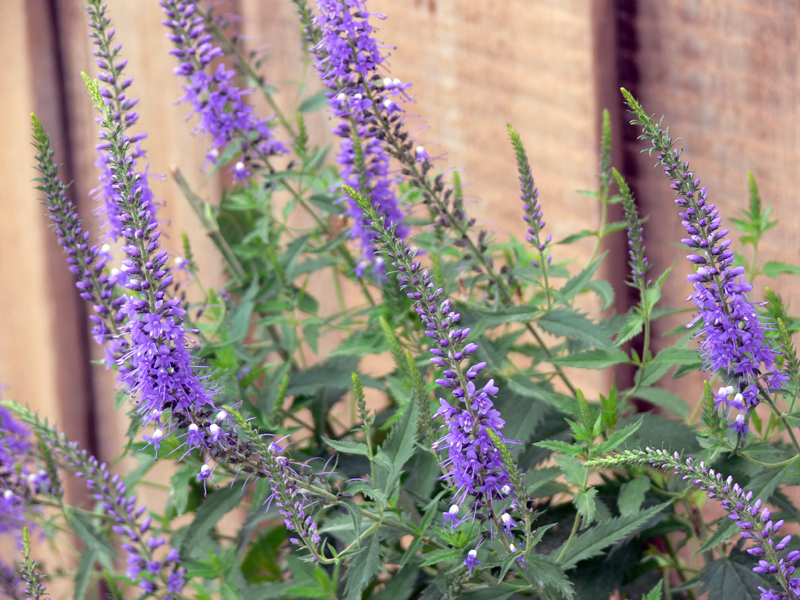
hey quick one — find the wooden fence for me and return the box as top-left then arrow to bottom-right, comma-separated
2,0 -> 800,523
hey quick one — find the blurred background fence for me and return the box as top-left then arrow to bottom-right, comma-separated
2,0 -> 800,491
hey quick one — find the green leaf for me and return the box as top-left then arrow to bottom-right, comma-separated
553,502 -> 668,569
652,346 -> 701,365
557,229 -> 595,245
470,305 -> 542,332
618,476 -> 650,516
537,309 -> 613,349
344,531 -> 381,600
555,455 -> 586,487
549,348 -> 629,370
629,386 -> 690,418
644,580 -> 664,600
73,548 -> 98,600
64,508 -> 116,558
298,91 -> 330,113
520,554 -> 574,598
587,279 -> 615,311
322,437 -> 371,457
419,549 -> 462,567
762,261 -> 800,278
695,550 -> 772,600
180,487 -> 243,556
375,391 -> 419,495
615,312 -> 644,346
558,252 -> 607,302
169,465 -> 198,517
535,440 -> 583,457
595,417 -> 643,454
574,488 -> 598,524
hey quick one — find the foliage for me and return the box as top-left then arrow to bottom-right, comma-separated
4,2 -> 800,600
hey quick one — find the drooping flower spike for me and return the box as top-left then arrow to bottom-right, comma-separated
589,448 -> 800,599
8,404 -> 186,599
344,184 -> 515,525
160,0 -> 287,179
622,89 -> 786,434
312,0 -> 408,275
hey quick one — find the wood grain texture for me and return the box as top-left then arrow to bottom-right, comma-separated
620,0 -> 800,405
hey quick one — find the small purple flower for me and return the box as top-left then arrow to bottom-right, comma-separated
613,170 -> 649,285
464,548 -> 481,577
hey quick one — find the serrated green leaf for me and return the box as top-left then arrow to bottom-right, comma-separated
557,229 -> 595,245
555,455 -> 586,487
550,348 -> 629,370
64,508 -> 116,558
180,487 -> 243,556
587,279 -> 615,311
535,439 -> 583,457
618,476 -> 650,516
419,549 -> 462,567
537,309 -> 613,349
520,554 -> 574,598
595,417 -> 643,454
322,437 -> 371,456
344,532 -> 381,600
696,550 -> 772,600
559,253 -> 607,302
169,465 -> 197,517
652,346 -> 700,365
375,392 -> 419,495
553,502 -> 667,568
615,312 -> 644,346
644,580 -> 663,600
73,548 -> 98,600
574,488 -> 598,524
762,261 -> 800,278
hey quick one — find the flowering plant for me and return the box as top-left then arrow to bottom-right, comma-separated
4,2 -> 800,600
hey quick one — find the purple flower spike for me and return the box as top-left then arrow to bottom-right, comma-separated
86,0 -> 157,241
160,0 -> 287,179
598,448 -> 800,598
624,92 -> 786,432
353,198 -> 515,523
312,0 -> 408,275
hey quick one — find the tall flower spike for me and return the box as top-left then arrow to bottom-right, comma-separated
32,114 -> 128,368
622,89 -> 785,434
590,448 -> 800,600
86,0 -> 157,240
312,0 -> 408,276
344,185 -> 515,522
83,75 -> 222,448
160,0 -> 287,179
612,168 -> 649,285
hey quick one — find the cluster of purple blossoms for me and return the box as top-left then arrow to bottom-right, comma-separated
160,0 -> 287,180
625,93 -> 785,433
77,452 -> 185,597
372,215 -> 512,518
595,448 -> 799,600
0,407 -> 50,585
264,442 -> 322,559
312,0 -> 409,275
87,0 -> 157,241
